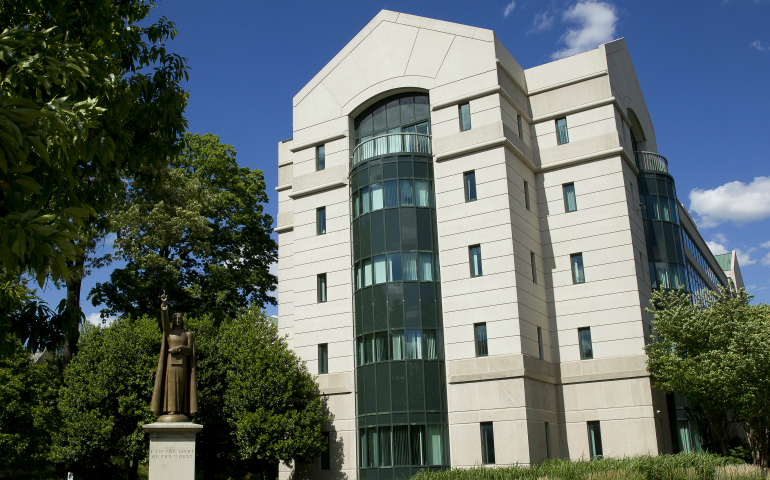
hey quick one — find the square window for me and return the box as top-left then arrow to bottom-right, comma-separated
524,181 -> 531,211
571,253 -> 585,284
578,327 -> 593,360
556,117 -> 569,145
317,207 -> 326,235
537,326 -> 544,360
469,245 -> 483,277
587,421 -> 603,458
321,431 -> 331,469
563,183 -> 577,212
464,171 -> 477,202
318,343 -> 328,374
517,114 -> 523,139
480,422 -> 496,464
474,323 -> 488,357
316,144 -> 325,171
317,274 -> 327,303
530,251 -> 538,285
459,103 -> 472,131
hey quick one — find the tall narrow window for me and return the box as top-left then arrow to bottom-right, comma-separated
517,114 -> 523,139
459,103 -> 472,131
318,343 -> 328,374
556,117 -> 569,145
474,323 -> 488,357
530,251 -> 538,284
578,327 -> 593,360
587,421 -> 604,458
317,274 -> 327,303
469,245 -> 483,277
537,326 -> 544,360
571,253 -> 585,284
316,144 -> 325,171
317,207 -> 326,235
321,431 -> 331,469
464,171 -> 477,202
480,422 -> 496,464
563,183 -> 577,212
544,422 -> 551,459
524,181 -> 531,211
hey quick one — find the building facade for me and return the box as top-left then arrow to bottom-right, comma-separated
275,11 -> 740,480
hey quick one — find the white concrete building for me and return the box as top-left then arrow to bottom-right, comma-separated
275,11 -> 740,480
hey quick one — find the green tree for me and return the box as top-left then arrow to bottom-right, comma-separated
0,0 -> 189,357
90,132 -> 277,321
644,285 -> 770,466
0,335 -> 60,478
52,316 -> 160,479
190,308 -> 330,479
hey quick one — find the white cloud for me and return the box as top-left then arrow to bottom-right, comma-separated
751,39 -> 769,51
86,312 -> 116,326
762,251 -> 770,267
761,241 -> 770,248
737,248 -> 757,266
268,261 -> 278,294
712,233 -> 729,244
529,11 -> 555,33
706,240 -> 729,255
503,1 -> 516,18
688,177 -> 770,228
551,1 -> 618,60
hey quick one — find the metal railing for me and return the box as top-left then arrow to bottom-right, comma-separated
351,133 -> 432,168
635,151 -> 669,174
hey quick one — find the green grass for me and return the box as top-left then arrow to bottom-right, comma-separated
410,453 -> 767,480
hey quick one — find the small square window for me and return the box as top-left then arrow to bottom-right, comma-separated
459,103 -> 472,131
524,181 -> 531,211
318,343 -> 328,374
480,422 -> 496,464
321,431 -> 331,469
530,251 -> 538,285
316,144 -> 325,171
587,421 -> 603,458
571,253 -> 585,284
317,207 -> 326,235
556,117 -> 569,145
464,171 -> 477,202
474,323 -> 488,357
317,274 -> 327,303
578,327 -> 593,360
517,114 -> 523,139
469,245 -> 483,277
563,183 -> 577,212
537,326 -> 544,360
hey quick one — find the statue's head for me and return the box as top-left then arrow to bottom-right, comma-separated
172,313 -> 184,329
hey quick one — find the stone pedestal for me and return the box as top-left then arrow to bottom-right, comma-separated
143,422 -> 203,480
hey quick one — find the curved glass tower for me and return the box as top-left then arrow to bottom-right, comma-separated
350,92 -> 450,479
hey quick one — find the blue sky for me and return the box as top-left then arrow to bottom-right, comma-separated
37,0 -> 770,322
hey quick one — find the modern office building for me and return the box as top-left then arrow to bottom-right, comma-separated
274,11 -> 741,479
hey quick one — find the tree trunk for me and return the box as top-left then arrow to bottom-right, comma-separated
62,261 -> 84,366
127,456 -> 139,480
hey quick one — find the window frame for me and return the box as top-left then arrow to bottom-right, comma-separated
530,251 -> 538,284
318,343 -> 329,374
571,253 -> 585,284
316,144 -> 326,171
469,245 -> 483,277
464,171 -> 477,202
317,273 -> 327,303
459,103 -> 472,132
480,422 -> 496,464
317,207 -> 327,235
474,323 -> 488,357
524,181 -> 531,211
517,114 -> 523,139
578,327 -> 593,360
587,421 -> 604,459
563,183 -> 577,213
537,326 -> 544,360
556,117 -> 569,145
321,431 -> 331,469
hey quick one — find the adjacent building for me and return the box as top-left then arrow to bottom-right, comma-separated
274,11 -> 742,480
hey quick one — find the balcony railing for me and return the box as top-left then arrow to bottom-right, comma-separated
635,151 -> 669,174
351,133 -> 432,168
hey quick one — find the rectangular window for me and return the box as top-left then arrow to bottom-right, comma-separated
517,114 -> 523,139
578,327 -> 593,360
321,431 -> 330,469
317,207 -> 326,235
530,251 -> 538,284
474,323 -> 488,357
480,422 -> 496,464
587,421 -> 603,458
563,183 -> 577,212
317,274 -> 327,303
459,103 -> 472,131
524,181 -> 531,211
571,253 -> 585,284
544,422 -> 551,459
316,144 -> 326,171
537,326 -> 544,360
556,117 -> 569,145
469,245 -> 483,277
464,171 -> 477,202
318,344 -> 328,374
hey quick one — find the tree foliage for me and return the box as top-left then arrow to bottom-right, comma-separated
644,285 -> 770,466
90,132 -> 277,321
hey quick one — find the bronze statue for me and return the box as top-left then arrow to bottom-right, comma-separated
150,293 -> 198,422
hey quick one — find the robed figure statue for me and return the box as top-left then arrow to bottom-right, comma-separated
150,293 -> 198,422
